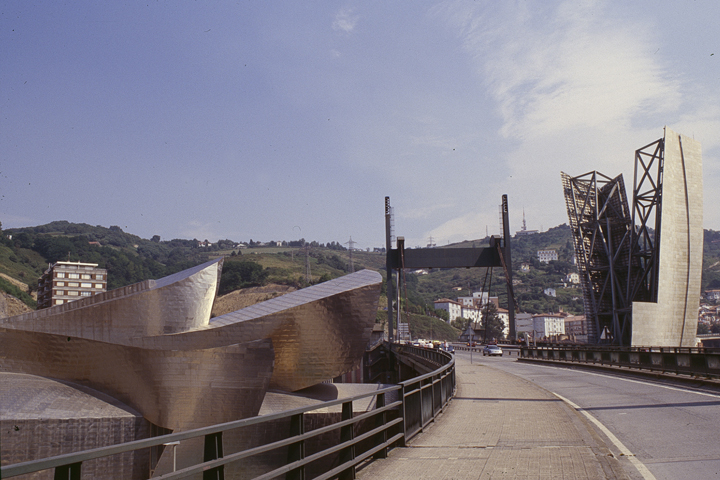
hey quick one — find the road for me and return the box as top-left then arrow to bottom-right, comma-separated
456,349 -> 720,480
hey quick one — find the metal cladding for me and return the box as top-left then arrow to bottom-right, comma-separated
130,268 -> 383,392
0,258 -> 223,341
0,260 -> 382,476
562,127 -> 703,347
1,373 -> 151,478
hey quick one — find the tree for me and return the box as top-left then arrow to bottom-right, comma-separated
435,308 -> 449,322
480,302 -> 505,342
218,260 -> 268,294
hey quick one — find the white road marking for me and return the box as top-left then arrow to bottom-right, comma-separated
553,392 -> 657,480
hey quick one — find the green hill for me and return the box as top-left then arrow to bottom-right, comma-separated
2,220 -> 719,324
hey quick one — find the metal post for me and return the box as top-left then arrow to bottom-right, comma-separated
203,432 -> 224,480
339,401 -> 356,480
501,194 -> 516,341
287,413 -> 305,480
163,442 -> 180,472
385,197 -> 394,343
54,463 -> 81,480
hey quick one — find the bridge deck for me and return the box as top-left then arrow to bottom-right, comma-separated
356,355 -> 630,479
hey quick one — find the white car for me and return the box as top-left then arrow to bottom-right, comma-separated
482,345 -> 503,356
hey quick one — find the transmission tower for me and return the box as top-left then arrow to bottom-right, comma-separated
345,236 -> 356,272
305,244 -> 311,284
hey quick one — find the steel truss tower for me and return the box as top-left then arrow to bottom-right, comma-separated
561,137 -> 665,345
562,171 -> 636,344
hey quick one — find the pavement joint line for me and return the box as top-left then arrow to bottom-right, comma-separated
553,391 -> 657,480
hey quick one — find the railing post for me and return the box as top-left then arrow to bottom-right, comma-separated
373,393 -> 388,459
286,413 -> 305,480
339,401 -> 356,480
400,383 -> 407,447
54,462 -> 81,480
203,432 -> 224,480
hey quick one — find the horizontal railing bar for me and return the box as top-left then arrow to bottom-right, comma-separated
312,432 -> 405,480
0,385 -> 402,478
154,417 -> 405,480
250,419 -> 405,480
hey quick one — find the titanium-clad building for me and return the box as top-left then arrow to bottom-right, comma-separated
1,259 -> 382,478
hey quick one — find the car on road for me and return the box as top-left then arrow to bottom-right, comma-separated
440,344 -> 455,354
482,344 -> 503,356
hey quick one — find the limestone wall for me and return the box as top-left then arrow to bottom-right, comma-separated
632,127 -> 703,347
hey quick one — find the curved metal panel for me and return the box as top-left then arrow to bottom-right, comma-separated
0,258 -> 223,341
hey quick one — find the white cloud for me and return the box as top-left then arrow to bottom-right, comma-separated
424,0 -> 720,240
333,8 -> 359,34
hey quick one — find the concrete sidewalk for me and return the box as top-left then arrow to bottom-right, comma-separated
356,355 -> 632,480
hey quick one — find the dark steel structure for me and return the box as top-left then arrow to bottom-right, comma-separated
562,137 -> 665,345
385,195 -> 516,341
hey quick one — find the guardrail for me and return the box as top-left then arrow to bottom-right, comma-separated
452,343 -> 522,356
520,345 -> 720,379
391,344 -> 456,441
1,344 -> 455,480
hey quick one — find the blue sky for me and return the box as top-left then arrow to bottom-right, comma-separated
2,1 -> 718,250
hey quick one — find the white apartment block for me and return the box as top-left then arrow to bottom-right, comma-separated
37,261 -> 107,309
537,250 -> 558,263
434,299 -> 463,322
531,313 -> 566,338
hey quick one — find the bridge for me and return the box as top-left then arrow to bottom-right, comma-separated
5,343 -> 720,479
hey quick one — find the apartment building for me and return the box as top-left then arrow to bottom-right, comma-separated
537,249 -> 558,263
37,261 -> 107,309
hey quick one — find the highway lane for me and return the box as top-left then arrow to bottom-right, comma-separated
455,350 -> 720,480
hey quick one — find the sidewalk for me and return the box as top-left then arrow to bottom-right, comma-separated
356,355 -> 632,479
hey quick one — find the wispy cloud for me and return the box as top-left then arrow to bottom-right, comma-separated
424,0 -> 720,243
333,8 -> 359,34
452,1 -> 680,141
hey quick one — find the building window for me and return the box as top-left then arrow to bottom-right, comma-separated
80,291 -> 92,297
68,282 -> 79,287
94,283 -> 103,289
96,274 -> 104,280
80,283 -> 92,288
81,274 -> 91,280
68,273 -> 80,279
55,299 -> 64,305
56,281 -> 65,287
55,290 -> 64,296
68,291 -> 79,296
56,272 -> 65,279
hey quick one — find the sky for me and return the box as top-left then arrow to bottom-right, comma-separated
2,1 -> 719,250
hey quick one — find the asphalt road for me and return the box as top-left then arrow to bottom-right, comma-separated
455,349 -> 720,480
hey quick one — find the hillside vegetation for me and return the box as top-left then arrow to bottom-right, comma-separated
2,220 -> 720,337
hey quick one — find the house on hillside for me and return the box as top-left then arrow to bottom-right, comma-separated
434,299 -> 462,322
537,250 -> 558,263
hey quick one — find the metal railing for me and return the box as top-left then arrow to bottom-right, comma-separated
520,345 -> 720,379
1,345 -> 455,480
391,344 -> 455,441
